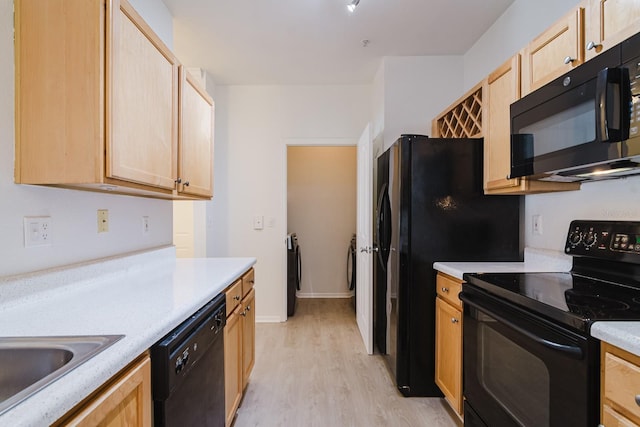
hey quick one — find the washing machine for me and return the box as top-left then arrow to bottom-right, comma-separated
286,233 -> 301,317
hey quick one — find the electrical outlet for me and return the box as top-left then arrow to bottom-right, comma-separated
23,216 -> 52,247
142,216 -> 150,235
97,209 -> 109,233
532,215 -> 543,235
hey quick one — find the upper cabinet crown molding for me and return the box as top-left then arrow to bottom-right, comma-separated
14,0 -> 213,200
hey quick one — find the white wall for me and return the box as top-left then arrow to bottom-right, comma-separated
375,56 -> 464,151
464,0 -> 640,252
210,85 -> 370,321
0,0 -> 174,277
287,146 -> 357,298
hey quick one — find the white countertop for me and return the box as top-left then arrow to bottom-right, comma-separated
0,246 -> 256,426
591,323 -> 640,355
433,247 -> 573,280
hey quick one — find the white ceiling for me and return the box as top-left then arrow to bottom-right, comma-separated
162,0 -> 515,85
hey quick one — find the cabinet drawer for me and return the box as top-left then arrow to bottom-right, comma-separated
436,273 -> 462,309
226,279 -> 243,315
604,349 -> 640,422
602,404 -> 638,427
242,268 -> 255,297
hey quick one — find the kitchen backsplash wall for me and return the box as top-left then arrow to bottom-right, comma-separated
0,0 -> 174,277
462,0 -> 640,253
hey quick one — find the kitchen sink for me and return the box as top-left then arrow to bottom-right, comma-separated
0,335 -> 124,416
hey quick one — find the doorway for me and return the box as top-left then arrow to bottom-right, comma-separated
286,146 -> 357,315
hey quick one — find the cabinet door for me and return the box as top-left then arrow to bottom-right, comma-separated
485,55 -> 521,192
521,6 -> 585,96
241,288 -> 256,390
224,308 -> 243,427
178,67 -> 214,198
602,404 -> 639,427
14,0 -> 104,184
60,355 -> 151,426
108,0 -> 178,190
586,0 -> 640,60
435,297 -> 462,416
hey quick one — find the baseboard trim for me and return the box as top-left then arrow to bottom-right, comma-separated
256,315 -> 283,323
297,292 -> 353,299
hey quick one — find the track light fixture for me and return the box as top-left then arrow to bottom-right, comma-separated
347,0 -> 360,13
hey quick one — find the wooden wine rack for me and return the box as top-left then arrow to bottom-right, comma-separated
432,81 -> 484,138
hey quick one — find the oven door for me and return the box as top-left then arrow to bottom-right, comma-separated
460,286 -> 599,427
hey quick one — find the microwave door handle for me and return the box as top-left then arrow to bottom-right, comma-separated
460,291 -> 584,360
596,67 -> 630,143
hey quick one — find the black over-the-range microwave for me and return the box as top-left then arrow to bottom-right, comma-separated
510,31 -> 640,182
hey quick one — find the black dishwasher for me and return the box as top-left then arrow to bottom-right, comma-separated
151,293 -> 226,427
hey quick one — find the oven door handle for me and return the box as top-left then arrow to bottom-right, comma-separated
460,292 -> 584,360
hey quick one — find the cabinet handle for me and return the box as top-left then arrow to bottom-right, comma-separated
249,279 -> 255,284
246,305 -> 251,312
451,318 -> 459,324
441,287 -> 449,293
564,56 -> 575,65
234,295 -> 241,301
241,310 -> 247,317
184,181 -> 190,187
586,41 -> 601,51
174,178 -> 182,184
635,394 -> 640,406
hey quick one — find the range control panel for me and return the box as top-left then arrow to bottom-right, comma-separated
565,220 -> 640,262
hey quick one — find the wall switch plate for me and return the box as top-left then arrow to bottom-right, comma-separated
98,209 -> 109,233
142,216 -> 150,235
532,214 -> 543,235
23,216 -> 52,247
253,215 -> 264,230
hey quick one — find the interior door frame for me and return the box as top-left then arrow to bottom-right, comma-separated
282,138 -> 357,322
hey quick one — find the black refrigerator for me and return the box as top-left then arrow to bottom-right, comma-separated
373,135 -> 522,397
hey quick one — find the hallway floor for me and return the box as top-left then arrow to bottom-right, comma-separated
233,298 -> 461,427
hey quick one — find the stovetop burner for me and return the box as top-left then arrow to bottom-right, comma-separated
462,220 -> 640,333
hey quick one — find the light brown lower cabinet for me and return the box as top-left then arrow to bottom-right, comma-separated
224,268 -> 256,427
225,306 -> 243,427
601,342 -> 640,426
435,273 -> 463,419
56,354 -> 151,426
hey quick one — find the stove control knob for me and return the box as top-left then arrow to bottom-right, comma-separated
568,231 -> 582,246
584,232 -> 597,247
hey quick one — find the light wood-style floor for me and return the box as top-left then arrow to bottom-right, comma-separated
233,298 -> 461,427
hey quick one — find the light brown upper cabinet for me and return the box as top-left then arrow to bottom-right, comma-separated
15,0 -> 213,200
585,0 -> 640,60
484,56 -> 580,194
178,68 -> 214,198
521,6 -> 586,96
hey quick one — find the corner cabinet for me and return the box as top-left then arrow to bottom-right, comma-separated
14,0 -> 213,200
55,354 -> 152,426
601,342 -> 640,427
224,268 -> 256,427
435,273 -> 463,419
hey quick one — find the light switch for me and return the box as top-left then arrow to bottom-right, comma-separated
98,209 -> 109,233
253,215 -> 264,230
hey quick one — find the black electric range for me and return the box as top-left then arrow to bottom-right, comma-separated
461,220 -> 640,427
464,220 -> 640,334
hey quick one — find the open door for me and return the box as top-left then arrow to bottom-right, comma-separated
356,124 -> 373,354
